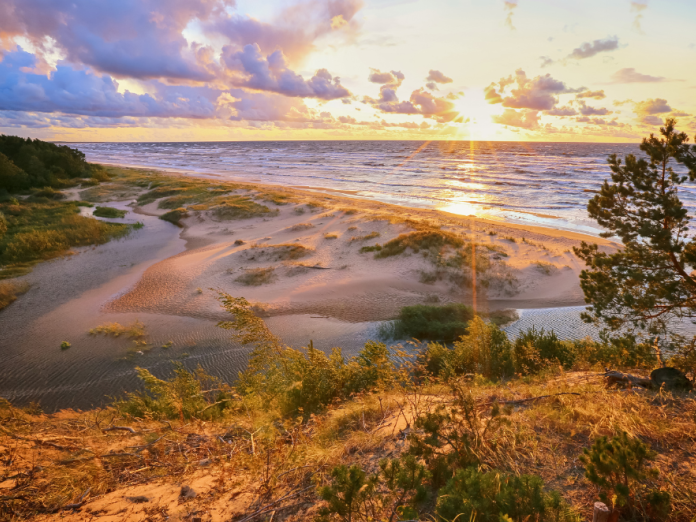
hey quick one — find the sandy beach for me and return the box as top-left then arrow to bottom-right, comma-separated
0,167 -> 619,409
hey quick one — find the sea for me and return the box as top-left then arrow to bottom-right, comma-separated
71,140 -> 696,238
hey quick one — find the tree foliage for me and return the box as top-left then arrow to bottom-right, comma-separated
575,119 -> 696,355
0,135 -> 105,192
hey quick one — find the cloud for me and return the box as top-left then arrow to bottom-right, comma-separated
0,0 -> 364,84
539,56 -> 554,68
631,1 -> 648,33
426,70 -> 453,84
503,1 -> 518,30
0,0 -> 232,82
634,98 -> 671,115
364,72 -> 458,122
487,69 -> 581,111
221,44 -> 350,100
577,101 -> 612,116
632,98 -> 677,125
576,90 -> 606,100
567,37 -> 619,60
368,69 -> 404,85
492,108 -> 539,129
610,68 -> 666,83
545,106 -> 577,116
0,47 -> 218,118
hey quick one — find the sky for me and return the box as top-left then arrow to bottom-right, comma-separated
0,0 -> 695,142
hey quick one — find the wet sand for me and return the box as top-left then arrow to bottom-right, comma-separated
0,171 -> 621,410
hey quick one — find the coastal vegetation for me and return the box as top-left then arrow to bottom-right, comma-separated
92,206 -> 126,219
0,135 -> 107,192
1,292 -> 692,520
0,279 -> 29,310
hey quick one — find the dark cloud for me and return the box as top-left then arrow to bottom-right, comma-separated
426,70 -> 453,84
577,101 -> 612,116
576,90 -> 606,100
567,37 -> 619,60
611,68 -> 666,83
492,109 -> 539,129
0,0 -> 231,81
221,44 -> 350,100
487,69 -> 581,111
0,48 -> 217,118
0,0 -> 364,85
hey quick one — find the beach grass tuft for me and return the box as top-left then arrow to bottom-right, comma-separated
93,206 -> 127,218
0,279 -> 30,311
235,267 -> 277,286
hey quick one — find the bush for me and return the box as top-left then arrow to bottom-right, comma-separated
513,327 -> 576,373
449,316 -> 515,379
394,303 -> 475,341
437,468 -> 578,522
117,364 -> 235,421
93,206 -> 127,218
580,431 -> 670,519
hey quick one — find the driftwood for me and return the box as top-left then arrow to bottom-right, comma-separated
603,370 -> 652,389
103,426 -> 137,434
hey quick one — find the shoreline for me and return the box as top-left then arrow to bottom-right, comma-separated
87,158 -> 611,239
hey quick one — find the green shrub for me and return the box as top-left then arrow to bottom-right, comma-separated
93,206 -> 127,218
437,468 -> 578,522
0,211 -> 7,239
407,382 -> 512,486
359,244 -> 381,253
449,316 -> 515,379
116,364 -> 235,421
580,431 -> 670,518
513,327 -> 576,373
394,303 -> 475,341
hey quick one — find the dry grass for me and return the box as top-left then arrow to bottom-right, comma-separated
0,279 -> 30,311
89,320 -> 146,339
1,374 -> 694,521
532,260 -> 557,275
235,267 -> 277,286
288,223 -> 314,232
246,243 -> 313,261
324,233 -> 338,239
348,231 -> 380,243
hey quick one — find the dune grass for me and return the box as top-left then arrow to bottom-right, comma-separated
288,222 -> 314,232
348,231 -> 380,242
93,206 -> 127,218
374,229 -> 464,258
0,200 -> 133,273
89,320 -> 146,339
247,243 -> 313,261
324,233 -> 338,239
0,279 -> 30,311
235,267 -> 277,286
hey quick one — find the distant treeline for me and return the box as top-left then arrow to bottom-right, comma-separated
0,135 -> 106,192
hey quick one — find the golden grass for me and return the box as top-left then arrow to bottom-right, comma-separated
247,243 -> 313,261
0,279 -> 30,311
1,374 -> 693,520
235,267 -> 277,286
89,320 -> 146,339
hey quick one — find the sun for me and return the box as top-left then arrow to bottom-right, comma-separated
452,88 -> 502,140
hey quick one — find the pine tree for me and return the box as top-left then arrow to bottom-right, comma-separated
575,119 -> 696,360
